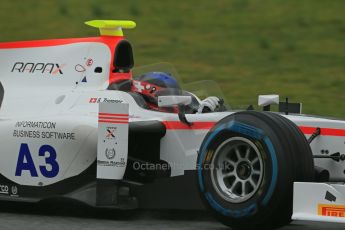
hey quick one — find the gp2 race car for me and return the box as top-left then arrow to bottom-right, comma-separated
0,20 -> 345,229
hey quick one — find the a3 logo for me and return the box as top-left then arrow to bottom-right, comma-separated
15,143 -> 59,178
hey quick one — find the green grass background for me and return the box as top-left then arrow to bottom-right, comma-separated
1,0 -> 345,116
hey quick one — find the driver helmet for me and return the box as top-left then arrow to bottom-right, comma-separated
132,72 -> 180,104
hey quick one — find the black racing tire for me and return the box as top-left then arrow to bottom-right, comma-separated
196,111 -> 314,230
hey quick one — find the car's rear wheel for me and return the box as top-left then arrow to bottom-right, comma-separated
197,111 -> 314,229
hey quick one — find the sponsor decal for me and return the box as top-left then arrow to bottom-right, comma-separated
15,143 -> 59,178
86,58 -> 93,67
13,130 -> 75,140
74,64 -> 86,73
0,184 -> 9,195
11,62 -> 65,75
75,64 -> 86,72
15,121 -> 56,129
89,98 -> 98,103
106,127 -> 116,140
0,185 -> 19,197
11,186 -> 18,196
13,130 -> 41,139
74,57 -> 95,86
89,98 -> 123,104
97,158 -> 126,167
75,58 -> 94,73
40,132 -> 75,140
105,148 -> 116,160
318,204 -> 345,218
13,121 -> 75,140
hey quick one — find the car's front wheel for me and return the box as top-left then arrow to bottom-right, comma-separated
197,111 -> 314,229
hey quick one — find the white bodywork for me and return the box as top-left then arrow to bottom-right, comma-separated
293,182 -> 345,223
97,102 -> 129,180
258,94 -> 279,107
1,41 -> 345,224
157,96 -> 192,107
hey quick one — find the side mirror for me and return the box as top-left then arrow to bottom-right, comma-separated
258,95 -> 279,111
158,96 -> 192,108
158,96 -> 193,126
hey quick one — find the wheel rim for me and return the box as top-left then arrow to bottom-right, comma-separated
210,137 -> 264,203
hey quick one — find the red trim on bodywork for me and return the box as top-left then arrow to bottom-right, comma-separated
161,122 -> 345,136
98,113 -> 129,117
99,116 -> 129,121
0,36 -> 130,85
299,126 -> 345,137
99,120 -> 129,124
0,36 -> 122,49
162,121 -> 216,130
110,73 -> 132,83
98,112 -> 129,124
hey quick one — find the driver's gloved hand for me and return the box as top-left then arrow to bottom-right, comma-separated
197,96 -> 221,113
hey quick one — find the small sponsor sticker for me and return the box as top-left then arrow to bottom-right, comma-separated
0,184 -> 19,197
106,127 -> 116,140
105,148 -> 116,160
318,204 -> 345,218
97,158 -> 126,167
89,98 -> 98,103
86,58 -> 93,67
0,184 -> 9,195
89,98 -> 123,104
11,186 -> 18,196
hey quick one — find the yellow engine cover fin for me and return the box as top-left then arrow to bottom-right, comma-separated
85,20 -> 136,36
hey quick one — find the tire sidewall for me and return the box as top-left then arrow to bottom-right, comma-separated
197,113 -> 291,223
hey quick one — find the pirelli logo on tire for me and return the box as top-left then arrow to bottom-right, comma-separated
318,204 -> 345,218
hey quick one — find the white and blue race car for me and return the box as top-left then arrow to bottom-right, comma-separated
0,20 -> 344,229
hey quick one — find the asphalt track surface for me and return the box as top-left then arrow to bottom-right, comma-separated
0,201 -> 343,230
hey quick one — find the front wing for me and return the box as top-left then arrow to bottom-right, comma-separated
293,182 -> 345,223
